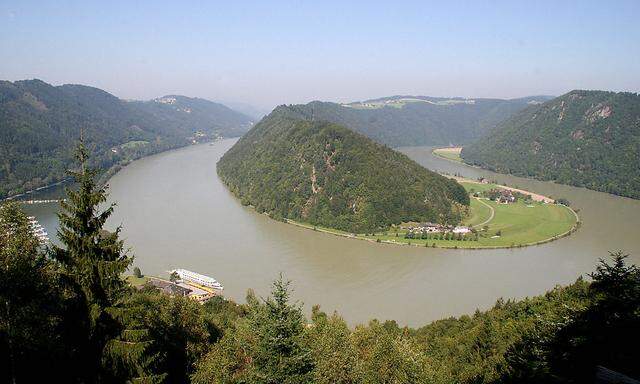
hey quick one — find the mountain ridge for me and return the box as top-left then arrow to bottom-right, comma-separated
0,79 -> 254,198
461,90 -> 640,199
273,95 -> 552,147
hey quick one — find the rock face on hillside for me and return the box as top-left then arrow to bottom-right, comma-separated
462,90 -> 640,199
217,106 -> 469,233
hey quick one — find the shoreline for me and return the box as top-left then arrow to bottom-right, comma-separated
278,165 -> 579,250
3,137 -> 236,204
285,200 -> 580,250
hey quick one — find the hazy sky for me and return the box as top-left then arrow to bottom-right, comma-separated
1,0 -> 639,110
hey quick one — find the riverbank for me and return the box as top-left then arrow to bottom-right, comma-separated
285,176 -> 579,250
2,137 -> 234,204
432,146 -> 463,162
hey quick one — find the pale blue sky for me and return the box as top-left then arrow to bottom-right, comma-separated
1,0 -> 639,109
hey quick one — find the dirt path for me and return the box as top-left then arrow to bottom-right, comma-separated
473,197 -> 495,228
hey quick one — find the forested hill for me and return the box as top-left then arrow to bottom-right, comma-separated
0,79 -> 253,198
279,95 -> 550,147
131,95 -> 253,138
217,105 -> 469,233
461,90 -> 640,199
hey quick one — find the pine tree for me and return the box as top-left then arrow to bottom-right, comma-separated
51,141 -> 162,382
249,275 -> 314,384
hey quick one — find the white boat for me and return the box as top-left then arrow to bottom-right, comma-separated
171,268 -> 224,290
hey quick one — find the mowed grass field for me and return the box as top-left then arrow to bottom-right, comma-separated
289,181 -> 579,249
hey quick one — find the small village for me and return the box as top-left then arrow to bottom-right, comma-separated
402,222 -> 472,236
475,188 -> 523,204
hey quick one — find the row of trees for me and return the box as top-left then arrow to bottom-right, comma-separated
1,143 -> 639,383
405,231 -> 479,241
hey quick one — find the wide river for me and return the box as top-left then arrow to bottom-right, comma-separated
24,139 -> 640,327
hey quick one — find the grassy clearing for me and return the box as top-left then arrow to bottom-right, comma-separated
121,140 -> 149,149
126,275 -> 150,287
287,180 -> 579,249
357,200 -> 576,249
463,198 -> 493,227
432,147 -> 463,162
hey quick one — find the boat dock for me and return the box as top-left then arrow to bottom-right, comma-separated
164,269 -> 224,303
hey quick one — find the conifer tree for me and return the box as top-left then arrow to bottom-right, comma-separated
248,275 -> 314,384
51,140 -> 162,382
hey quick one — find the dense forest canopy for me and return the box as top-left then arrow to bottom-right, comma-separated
462,90 -> 640,199
280,95 -> 550,148
217,105 -> 469,233
0,79 -> 253,198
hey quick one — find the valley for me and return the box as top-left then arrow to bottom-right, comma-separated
21,140 -> 639,327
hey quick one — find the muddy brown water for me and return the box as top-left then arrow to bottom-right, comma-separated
23,139 -> 640,327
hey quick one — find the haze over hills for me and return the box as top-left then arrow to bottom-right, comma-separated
279,95 -> 552,147
0,79 -> 253,198
217,105 -> 469,233
462,90 -> 640,199
131,95 -> 254,138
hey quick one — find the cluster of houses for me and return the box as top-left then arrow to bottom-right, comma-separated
404,222 -> 472,235
480,188 -> 518,204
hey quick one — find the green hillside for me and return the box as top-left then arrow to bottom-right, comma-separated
217,106 -> 469,233
132,95 -> 253,138
0,79 -> 253,198
462,90 -> 640,199
280,95 -> 550,147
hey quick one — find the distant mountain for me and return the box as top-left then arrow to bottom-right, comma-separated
221,101 -> 270,120
0,79 -> 253,198
279,95 -> 551,147
217,105 -> 469,233
132,95 -> 254,138
462,90 -> 640,199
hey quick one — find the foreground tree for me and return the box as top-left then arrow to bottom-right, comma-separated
126,290 -> 212,383
193,276 -> 314,384
249,276 -> 314,383
51,142 -> 160,382
502,252 -> 640,383
306,306 -> 360,384
0,202 -> 72,383
548,251 -> 640,381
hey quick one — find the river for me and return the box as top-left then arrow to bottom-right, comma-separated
21,139 -> 640,327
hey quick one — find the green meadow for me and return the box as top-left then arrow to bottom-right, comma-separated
290,181 -> 579,249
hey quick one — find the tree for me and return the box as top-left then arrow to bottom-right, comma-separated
306,306 -> 360,383
133,266 -> 143,278
249,275 -> 314,383
50,141 -> 160,382
351,320 -> 429,383
193,275 -> 314,384
170,271 -> 180,283
127,291 -> 211,383
502,252 -> 640,383
0,203 -> 72,383
550,251 -> 640,381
